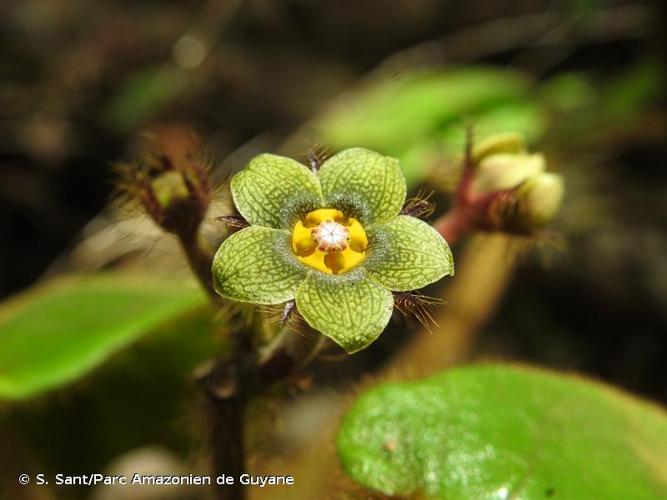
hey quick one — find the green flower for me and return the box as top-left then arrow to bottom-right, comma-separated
212,148 -> 454,353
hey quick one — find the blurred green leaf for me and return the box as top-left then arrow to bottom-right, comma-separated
437,99 -> 548,154
538,72 -> 598,113
337,364 -> 667,499
3,310 -> 217,472
601,60 -> 664,121
317,67 -> 531,151
103,66 -> 188,132
395,99 -> 547,187
0,274 -> 207,400
315,67 -> 540,187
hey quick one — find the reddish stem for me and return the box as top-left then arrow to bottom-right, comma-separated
434,127 -> 480,244
177,229 -> 217,299
434,206 -> 475,245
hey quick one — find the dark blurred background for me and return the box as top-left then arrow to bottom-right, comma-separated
0,0 -> 665,496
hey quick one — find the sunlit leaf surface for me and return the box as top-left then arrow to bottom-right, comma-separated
338,364 -> 667,499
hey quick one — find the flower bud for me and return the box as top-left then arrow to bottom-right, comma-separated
473,132 -> 526,163
149,167 -> 211,235
513,172 -> 565,229
152,170 -> 190,209
470,132 -> 565,234
118,127 -> 212,236
473,153 -> 545,194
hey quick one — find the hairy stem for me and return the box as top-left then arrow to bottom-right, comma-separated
175,216 -> 327,498
177,228 -> 217,300
196,357 -> 250,500
174,224 -> 249,498
193,325 -> 325,500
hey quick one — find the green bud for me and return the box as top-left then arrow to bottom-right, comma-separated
119,129 -> 212,237
151,171 -> 190,209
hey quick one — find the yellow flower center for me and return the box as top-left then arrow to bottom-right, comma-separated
291,208 -> 368,274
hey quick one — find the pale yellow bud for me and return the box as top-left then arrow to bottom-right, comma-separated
514,172 -> 565,229
473,153 -> 545,194
473,132 -> 526,163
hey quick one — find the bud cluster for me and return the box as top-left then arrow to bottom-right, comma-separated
473,133 -> 564,234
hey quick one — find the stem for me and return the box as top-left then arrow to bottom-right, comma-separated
197,358 -> 250,500
210,399 -> 245,499
432,124 -> 479,245
174,216 -> 326,498
177,228 -> 217,300
174,224 -> 250,498
434,206 -> 475,245
193,326 -> 325,500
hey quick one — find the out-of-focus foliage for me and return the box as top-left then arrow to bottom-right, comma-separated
316,68 -> 531,150
314,67 -> 548,187
602,61 -> 664,121
338,364 -> 667,499
313,60 -> 662,190
3,311 -> 217,474
0,274 -> 207,400
104,66 -> 189,132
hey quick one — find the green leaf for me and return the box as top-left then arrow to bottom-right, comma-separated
316,68 -> 530,153
315,68 -> 540,189
337,364 -> 667,499
5,311 -> 218,471
295,270 -> 394,353
0,274 -> 207,400
601,60 -> 664,121
538,72 -> 598,113
103,66 -> 188,132
434,99 -> 548,157
318,148 -> 406,225
366,215 -> 454,291
212,226 -> 306,304
231,153 -> 324,229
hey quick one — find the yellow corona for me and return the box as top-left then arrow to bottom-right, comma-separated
291,208 -> 368,274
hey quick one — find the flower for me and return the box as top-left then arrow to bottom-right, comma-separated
212,148 -> 454,353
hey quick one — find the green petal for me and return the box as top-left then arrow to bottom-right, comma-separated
366,215 -> 454,291
295,271 -> 394,353
212,227 -> 305,304
318,148 -> 406,225
231,154 -> 324,229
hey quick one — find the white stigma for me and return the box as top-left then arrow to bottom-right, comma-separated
312,221 -> 349,252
